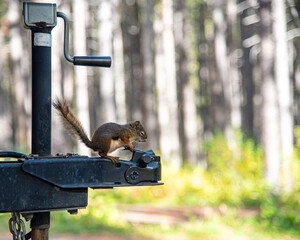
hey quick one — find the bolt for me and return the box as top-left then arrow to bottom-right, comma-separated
130,171 -> 139,180
68,209 -> 78,215
142,154 -> 153,164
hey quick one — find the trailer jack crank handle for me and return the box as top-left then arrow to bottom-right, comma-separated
57,12 -> 111,67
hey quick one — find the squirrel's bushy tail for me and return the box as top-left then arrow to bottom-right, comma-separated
53,98 -> 94,149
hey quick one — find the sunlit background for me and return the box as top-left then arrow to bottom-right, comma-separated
0,0 -> 300,239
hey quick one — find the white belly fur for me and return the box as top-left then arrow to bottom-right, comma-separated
108,139 -> 126,153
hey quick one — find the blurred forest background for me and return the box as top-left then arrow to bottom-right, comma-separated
1,0 -> 300,239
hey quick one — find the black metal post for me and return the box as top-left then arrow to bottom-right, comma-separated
23,3 -> 56,238
30,28 -> 53,240
31,29 -> 52,155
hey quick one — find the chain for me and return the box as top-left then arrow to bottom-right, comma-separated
9,212 -> 26,240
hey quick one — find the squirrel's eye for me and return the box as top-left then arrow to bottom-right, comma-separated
140,131 -> 145,136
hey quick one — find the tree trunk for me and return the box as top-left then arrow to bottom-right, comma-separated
0,18 -> 12,149
174,0 -> 199,164
120,0 -> 145,123
98,0 -> 116,122
287,1 -> 300,127
239,0 -> 255,138
7,0 -> 30,149
155,0 -> 181,167
112,1 -> 127,123
227,0 -> 242,130
174,0 -> 186,163
85,1 -> 101,136
140,0 -> 160,150
192,1 -> 208,166
273,0 -> 293,192
52,2 -> 74,154
259,0 -> 281,191
73,0 -> 91,155
193,2 -> 211,167
212,0 -> 231,135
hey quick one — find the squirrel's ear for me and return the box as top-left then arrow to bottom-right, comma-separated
130,121 -> 140,128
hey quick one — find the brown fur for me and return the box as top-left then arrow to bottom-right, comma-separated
53,99 -> 95,150
53,98 -> 147,164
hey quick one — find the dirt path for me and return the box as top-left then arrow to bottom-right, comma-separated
120,205 -> 260,224
1,206 -> 298,240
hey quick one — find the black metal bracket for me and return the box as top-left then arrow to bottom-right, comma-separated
0,149 -> 162,213
22,149 -> 161,188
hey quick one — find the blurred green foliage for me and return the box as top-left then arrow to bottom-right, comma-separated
1,130 -> 300,238
49,130 -> 300,237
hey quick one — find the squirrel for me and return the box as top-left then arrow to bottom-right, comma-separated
53,98 -> 147,164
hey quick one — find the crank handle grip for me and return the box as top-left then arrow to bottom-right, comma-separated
73,56 -> 111,67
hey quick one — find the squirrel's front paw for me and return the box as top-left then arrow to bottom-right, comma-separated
124,144 -> 134,152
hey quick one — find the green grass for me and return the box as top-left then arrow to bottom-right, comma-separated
2,210 -> 298,240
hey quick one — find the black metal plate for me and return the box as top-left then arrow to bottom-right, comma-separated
22,156 -> 162,188
0,162 -> 87,213
0,149 -> 162,213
